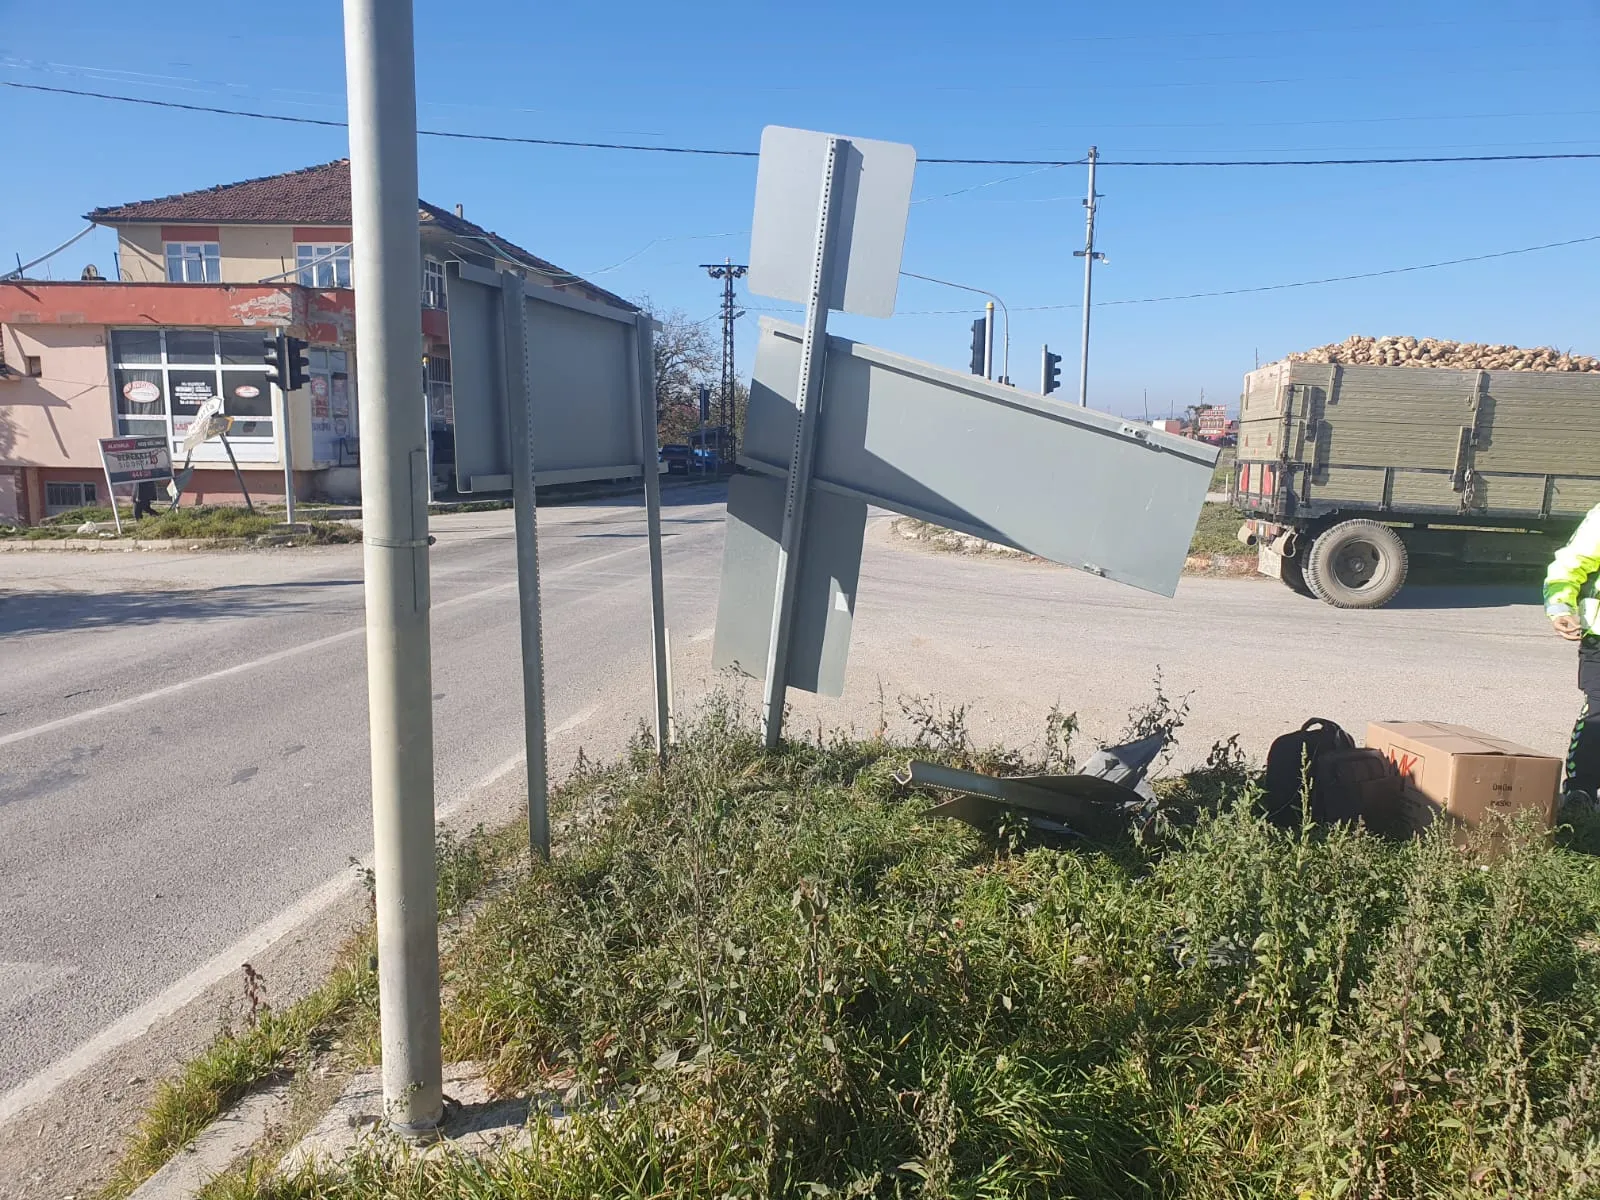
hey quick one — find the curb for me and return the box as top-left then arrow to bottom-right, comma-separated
0,537 -> 254,553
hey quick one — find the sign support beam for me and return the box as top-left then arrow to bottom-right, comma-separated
760,135 -> 845,750
500,272 -> 551,859
633,313 -> 673,755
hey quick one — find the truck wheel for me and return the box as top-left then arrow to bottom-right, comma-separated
1304,520 -> 1408,609
1280,550 -> 1314,597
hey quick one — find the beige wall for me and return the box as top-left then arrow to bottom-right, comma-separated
117,225 -> 306,284
116,226 -> 165,282
0,324 -> 114,469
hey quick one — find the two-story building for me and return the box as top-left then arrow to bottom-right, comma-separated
0,160 -> 630,524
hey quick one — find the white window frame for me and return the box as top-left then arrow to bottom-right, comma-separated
164,242 -> 220,283
296,244 -> 352,288
45,480 -> 98,514
422,257 -> 447,309
108,328 -> 278,447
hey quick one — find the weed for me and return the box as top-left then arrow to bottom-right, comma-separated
241,963 -> 268,1029
235,696 -> 1600,1200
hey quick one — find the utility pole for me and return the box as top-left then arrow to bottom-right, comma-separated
701,260 -> 747,463
342,0 -> 442,1136
1073,146 -> 1105,408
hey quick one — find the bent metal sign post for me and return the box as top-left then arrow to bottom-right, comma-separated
97,435 -> 173,536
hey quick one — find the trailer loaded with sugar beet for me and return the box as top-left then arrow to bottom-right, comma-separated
1233,335 -> 1600,608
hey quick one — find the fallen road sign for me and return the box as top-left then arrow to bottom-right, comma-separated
713,317 -> 1217,701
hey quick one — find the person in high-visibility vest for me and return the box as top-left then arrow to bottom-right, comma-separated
1544,505 -> 1600,804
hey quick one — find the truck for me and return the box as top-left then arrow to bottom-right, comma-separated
1233,359 -> 1600,608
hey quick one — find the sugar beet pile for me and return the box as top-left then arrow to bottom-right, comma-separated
1283,335 -> 1600,372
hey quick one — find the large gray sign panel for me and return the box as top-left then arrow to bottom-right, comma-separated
747,125 -> 916,320
446,260 -> 648,493
714,318 -> 1217,695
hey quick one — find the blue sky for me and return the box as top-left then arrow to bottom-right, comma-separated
3,0 -> 1597,416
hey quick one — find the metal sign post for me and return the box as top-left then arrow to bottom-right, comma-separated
744,125 -> 916,748
499,271 -> 552,858
634,313 -> 673,751
759,137 -> 845,750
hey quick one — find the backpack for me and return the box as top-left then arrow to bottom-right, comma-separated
1262,718 -> 1399,827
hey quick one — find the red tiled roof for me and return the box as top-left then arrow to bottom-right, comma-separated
87,161 -> 354,225
86,160 -> 633,310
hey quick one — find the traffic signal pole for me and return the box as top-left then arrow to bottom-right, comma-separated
342,0 -> 443,1135
982,300 -> 994,379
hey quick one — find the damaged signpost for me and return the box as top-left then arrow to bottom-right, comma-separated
715,125 -> 1219,748
444,260 -> 670,857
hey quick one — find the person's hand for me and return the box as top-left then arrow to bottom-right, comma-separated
1551,612 -> 1584,641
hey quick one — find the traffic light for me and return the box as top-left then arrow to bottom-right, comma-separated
969,318 -> 986,376
1042,346 -> 1063,395
263,333 -> 311,390
262,333 -> 286,387
284,335 -> 310,392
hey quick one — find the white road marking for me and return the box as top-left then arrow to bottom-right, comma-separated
0,542 -> 650,751
552,705 -> 598,736
0,733 -> 560,1127
0,869 -> 357,1127
0,541 -> 649,1122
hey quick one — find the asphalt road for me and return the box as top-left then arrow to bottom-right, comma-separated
0,484 -> 1578,1110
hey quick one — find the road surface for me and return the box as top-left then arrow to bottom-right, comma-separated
0,485 -> 1576,1191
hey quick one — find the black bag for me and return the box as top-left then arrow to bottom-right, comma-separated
1262,718 -> 1354,826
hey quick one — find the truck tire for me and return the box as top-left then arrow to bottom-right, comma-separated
1304,520 -> 1408,609
1279,550 -> 1313,597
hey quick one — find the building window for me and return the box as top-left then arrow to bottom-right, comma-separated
423,258 -> 447,310
296,244 -> 352,288
110,328 -> 277,448
424,353 -> 453,426
45,481 -> 97,514
165,242 -> 220,283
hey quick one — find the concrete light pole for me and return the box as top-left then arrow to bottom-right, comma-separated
342,0 -> 443,1135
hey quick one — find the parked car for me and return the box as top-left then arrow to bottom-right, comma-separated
659,444 -> 693,474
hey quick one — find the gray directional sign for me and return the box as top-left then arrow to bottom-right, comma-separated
713,317 -> 1217,698
446,260 -> 650,493
748,125 -> 916,320
441,262 -> 671,854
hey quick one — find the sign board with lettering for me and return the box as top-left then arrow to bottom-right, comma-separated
98,436 -> 173,486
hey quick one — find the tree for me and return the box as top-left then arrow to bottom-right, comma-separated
637,296 -> 717,444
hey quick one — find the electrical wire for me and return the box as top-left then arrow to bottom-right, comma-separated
9,81 -> 1600,168
891,234 -> 1600,314
2,223 -> 97,279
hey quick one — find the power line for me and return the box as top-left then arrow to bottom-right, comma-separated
890,234 -> 1600,314
9,81 -> 1600,169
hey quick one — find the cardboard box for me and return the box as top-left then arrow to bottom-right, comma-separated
1364,721 -> 1560,836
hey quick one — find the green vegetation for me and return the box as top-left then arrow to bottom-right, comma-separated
3,505 -> 359,546
1209,448 -> 1235,494
97,935 -> 380,1200
1187,502 -> 1247,559
225,697 -> 1599,1199
97,823 -> 517,1200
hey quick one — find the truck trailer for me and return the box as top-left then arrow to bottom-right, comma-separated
1233,360 -> 1600,608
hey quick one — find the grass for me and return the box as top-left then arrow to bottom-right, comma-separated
1209,449 -> 1235,494
1187,502 -> 1248,560
4,505 -> 359,546
214,695 -> 1600,1199
95,822 -> 519,1200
